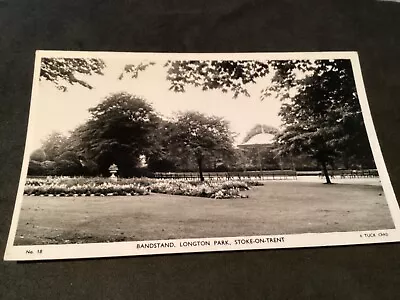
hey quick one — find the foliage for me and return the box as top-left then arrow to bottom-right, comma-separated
164,60 -> 313,99
30,149 -> 47,162
27,160 -> 46,176
168,112 -> 236,181
271,59 -> 373,183
39,132 -> 69,161
40,57 -> 106,91
164,60 -> 270,98
28,132 -> 87,176
146,119 -> 180,172
27,159 -> 84,177
71,92 -> 160,177
118,61 -> 156,80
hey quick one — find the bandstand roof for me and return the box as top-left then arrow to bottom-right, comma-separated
238,132 -> 275,147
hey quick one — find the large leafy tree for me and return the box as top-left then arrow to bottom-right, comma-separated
272,59 -> 372,183
38,131 -> 69,161
40,57 -> 106,91
28,131 -> 85,176
146,119 -> 180,172
72,92 -> 159,177
168,112 -> 235,181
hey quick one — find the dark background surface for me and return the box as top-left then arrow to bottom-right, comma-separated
1,0 -> 400,299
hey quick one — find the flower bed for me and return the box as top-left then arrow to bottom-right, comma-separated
24,181 -> 150,197
25,176 -> 154,187
24,177 -> 263,199
148,180 -> 250,199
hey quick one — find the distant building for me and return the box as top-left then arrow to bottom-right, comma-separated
239,132 -> 275,147
237,125 -> 280,171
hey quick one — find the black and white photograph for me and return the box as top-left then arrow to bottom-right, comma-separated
4,51 -> 400,261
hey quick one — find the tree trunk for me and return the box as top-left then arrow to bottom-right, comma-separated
321,160 -> 332,184
197,157 -> 205,182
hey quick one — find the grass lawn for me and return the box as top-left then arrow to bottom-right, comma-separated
13,181 -> 395,245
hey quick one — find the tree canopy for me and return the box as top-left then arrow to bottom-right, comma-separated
40,131 -> 69,160
28,131 -> 84,176
146,119 -> 181,172
118,61 -> 156,80
272,59 -> 373,183
164,60 -> 270,98
40,57 -> 106,91
72,92 -> 160,176
168,111 -> 235,181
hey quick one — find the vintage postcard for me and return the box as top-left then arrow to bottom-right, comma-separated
4,51 -> 400,261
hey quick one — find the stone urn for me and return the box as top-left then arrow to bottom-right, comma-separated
108,164 -> 119,182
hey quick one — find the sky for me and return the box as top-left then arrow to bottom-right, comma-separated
28,58 -> 283,151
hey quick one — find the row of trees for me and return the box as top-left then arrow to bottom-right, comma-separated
28,93 -> 237,180
36,57 -> 376,183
